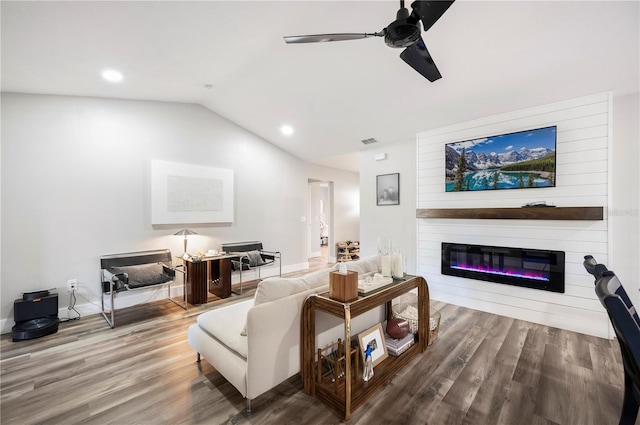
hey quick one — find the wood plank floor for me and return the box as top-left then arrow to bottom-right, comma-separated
1,257 -> 634,424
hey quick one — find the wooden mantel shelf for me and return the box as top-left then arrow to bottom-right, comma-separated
416,206 -> 604,221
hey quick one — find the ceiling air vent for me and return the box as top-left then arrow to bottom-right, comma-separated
361,138 -> 379,145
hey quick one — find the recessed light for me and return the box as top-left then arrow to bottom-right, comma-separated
280,125 -> 294,136
101,69 -> 123,83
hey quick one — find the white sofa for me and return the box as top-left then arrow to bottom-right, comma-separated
187,256 -> 383,412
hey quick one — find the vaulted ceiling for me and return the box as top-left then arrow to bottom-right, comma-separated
2,1 -> 638,172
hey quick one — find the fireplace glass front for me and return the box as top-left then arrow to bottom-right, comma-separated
441,243 -> 565,293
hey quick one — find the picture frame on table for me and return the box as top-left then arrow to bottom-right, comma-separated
376,173 -> 399,206
357,323 -> 388,368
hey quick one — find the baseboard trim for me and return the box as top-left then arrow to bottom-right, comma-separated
1,262 -> 315,335
1,285 -> 187,335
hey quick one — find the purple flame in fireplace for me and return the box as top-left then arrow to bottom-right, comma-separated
451,264 -> 549,281
442,242 -> 565,293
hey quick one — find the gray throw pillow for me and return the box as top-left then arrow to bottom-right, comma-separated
246,250 -> 265,267
109,263 -> 172,288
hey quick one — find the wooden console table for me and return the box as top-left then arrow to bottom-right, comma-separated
301,275 -> 429,420
183,255 -> 238,304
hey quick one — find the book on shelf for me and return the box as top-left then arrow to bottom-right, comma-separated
385,332 -> 415,356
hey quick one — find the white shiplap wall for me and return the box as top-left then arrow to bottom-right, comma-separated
417,92 -> 611,338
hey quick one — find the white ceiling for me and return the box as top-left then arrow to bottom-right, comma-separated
2,1 -> 638,172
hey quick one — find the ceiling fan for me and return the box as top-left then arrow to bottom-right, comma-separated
283,0 -> 455,82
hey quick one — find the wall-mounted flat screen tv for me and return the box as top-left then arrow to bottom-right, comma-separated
445,126 -> 557,192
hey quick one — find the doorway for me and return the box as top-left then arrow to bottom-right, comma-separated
308,180 -> 333,263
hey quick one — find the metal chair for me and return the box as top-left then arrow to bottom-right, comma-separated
100,249 -> 186,328
220,241 -> 281,294
594,271 -> 640,425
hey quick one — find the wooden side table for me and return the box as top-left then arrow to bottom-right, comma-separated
301,275 -> 429,420
183,255 -> 237,304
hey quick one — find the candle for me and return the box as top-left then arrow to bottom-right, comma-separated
381,255 -> 392,277
392,253 -> 404,278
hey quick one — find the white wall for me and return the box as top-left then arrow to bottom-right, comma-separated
414,92 -> 640,339
328,173 -> 360,245
611,92 -> 640,308
359,140 -> 417,274
0,93 -> 359,333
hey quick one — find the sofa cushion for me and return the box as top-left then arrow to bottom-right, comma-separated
337,255 -> 378,274
198,300 -> 251,358
239,258 -> 378,335
252,269 -> 330,306
240,269 -> 332,335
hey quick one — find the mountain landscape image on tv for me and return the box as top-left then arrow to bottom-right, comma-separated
445,126 -> 557,192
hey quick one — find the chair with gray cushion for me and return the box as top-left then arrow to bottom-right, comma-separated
220,241 -> 281,294
594,271 -> 640,425
100,249 -> 186,328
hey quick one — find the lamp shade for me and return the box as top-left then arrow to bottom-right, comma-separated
174,229 -> 197,237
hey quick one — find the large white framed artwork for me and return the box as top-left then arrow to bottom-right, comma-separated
151,160 -> 234,224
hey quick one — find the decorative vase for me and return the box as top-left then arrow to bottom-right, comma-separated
377,237 -> 392,256
377,237 -> 392,277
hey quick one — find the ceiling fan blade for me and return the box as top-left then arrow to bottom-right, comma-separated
410,0 -> 455,32
283,33 -> 382,44
400,36 -> 442,82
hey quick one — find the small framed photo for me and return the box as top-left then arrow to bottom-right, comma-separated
377,173 -> 399,206
358,323 -> 388,368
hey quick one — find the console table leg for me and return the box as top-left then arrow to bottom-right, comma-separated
344,305 -> 352,420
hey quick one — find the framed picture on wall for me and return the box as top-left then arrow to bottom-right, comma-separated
377,173 -> 399,206
151,160 -> 234,224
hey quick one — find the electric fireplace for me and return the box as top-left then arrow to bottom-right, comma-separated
441,243 -> 565,293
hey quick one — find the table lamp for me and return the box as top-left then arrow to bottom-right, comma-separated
174,229 -> 197,255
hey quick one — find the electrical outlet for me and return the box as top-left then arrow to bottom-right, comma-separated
67,279 -> 78,292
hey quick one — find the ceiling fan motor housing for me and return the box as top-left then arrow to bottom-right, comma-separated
385,7 -> 421,48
